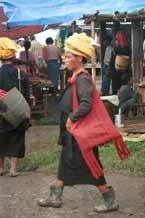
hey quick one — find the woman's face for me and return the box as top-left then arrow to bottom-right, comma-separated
65,52 -> 82,71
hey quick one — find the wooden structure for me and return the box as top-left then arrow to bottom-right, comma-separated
83,9 -> 145,85
82,10 -> 145,118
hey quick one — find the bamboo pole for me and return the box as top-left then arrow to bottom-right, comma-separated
91,19 -> 96,82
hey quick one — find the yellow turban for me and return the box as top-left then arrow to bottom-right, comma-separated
0,37 -> 20,60
64,33 -> 95,60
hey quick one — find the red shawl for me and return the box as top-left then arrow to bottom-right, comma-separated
115,31 -> 128,48
68,71 -> 130,179
0,89 -> 7,97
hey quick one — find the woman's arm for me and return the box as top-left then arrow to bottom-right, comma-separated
69,74 -> 93,122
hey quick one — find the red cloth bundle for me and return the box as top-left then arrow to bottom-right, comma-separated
0,89 -> 7,97
68,71 -> 130,179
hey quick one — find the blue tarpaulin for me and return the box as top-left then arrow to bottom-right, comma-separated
0,0 -> 145,27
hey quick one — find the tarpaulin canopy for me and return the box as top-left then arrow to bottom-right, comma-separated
0,0 -> 145,27
0,6 -> 43,39
0,24 -> 43,39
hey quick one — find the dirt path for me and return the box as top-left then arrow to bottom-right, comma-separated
0,126 -> 145,218
0,172 -> 145,218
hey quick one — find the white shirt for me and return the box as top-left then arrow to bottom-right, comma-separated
16,47 -> 25,59
103,45 -> 113,65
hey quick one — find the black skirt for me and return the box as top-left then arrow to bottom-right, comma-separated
57,112 -> 107,186
0,122 -> 27,158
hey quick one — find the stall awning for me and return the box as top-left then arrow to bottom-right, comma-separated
0,6 -> 43,39
0,1 -> 144,27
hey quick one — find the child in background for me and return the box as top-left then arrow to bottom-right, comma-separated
118,74 -> 138,118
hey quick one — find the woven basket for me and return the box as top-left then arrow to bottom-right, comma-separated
115,55 -> 130,72
0,87 -> 30,129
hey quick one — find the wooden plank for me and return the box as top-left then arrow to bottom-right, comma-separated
131,21 -> 143,86
100,22 -> 106,68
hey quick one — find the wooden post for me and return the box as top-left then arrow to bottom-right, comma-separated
91,19 -> 96,82
100,22 -> 106,68
112,21 -> 121,38
131,21 -> 143,87
71,21 -> 77,33
99,22 -> 107,93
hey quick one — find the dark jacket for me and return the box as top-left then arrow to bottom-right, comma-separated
0,64 -> 29,103
109,46 -> 130,95
109,46 -> 130,72
58,72 -> 93,122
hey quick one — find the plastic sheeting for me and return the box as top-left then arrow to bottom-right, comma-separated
0,25 -> 43,39
0,0 -> 145,27
0,6 -> 43,39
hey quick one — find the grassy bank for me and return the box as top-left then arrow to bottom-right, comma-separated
19,140 -> 145,176
19,147 -> 60,174
100,140 -> 145,175
34,117 -> 59,126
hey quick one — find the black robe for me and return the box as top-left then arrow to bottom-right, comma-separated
109,46 -> 130,95
57,72 -> 106,186
0,64 -> 29,158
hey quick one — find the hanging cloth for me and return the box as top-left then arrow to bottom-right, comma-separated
68,71 -> 130,179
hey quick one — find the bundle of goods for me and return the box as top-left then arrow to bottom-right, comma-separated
0,88 -> 30,132
115,55 -> 130,72
0,89 -> 7,97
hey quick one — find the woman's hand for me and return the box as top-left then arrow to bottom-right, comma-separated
66,118 -> 73,131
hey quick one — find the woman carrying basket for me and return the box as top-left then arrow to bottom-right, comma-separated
0,37 -> 30,177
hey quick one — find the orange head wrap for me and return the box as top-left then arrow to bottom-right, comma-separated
115,31 -> 128,48
64,33 -> 97,61
0,37 -> 20,60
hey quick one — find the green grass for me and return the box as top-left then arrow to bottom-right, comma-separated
34,117 -> 59,125
19,140 -> 145,176
19,147 -> 60,173
100,140 -> 145,175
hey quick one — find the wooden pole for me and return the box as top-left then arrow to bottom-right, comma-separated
100,22 -> 106,75
71,21 -> 77,33
91,19 -> 96,82
131,21 -> 143,87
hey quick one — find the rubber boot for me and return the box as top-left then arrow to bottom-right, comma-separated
94,186 -> 119,213
38,185 -> 63,207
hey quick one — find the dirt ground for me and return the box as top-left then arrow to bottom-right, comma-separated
0,126 -> 145,218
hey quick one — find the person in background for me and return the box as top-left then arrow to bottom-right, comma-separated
43,37 -> 62,92
101,37 -> 113,95
19,40 -> 35,64
16,37 -> 25,59
38,33 -> 130,213
109,31 -> 130,95
19,40 -> 39,77
30,35 -> 43,66
118,74 -> 138,118
0,37 -> 30,177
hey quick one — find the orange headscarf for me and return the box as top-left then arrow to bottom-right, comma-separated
0,37 -> 19,60
115,31 -> 128,48
65,33 -> 95,60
